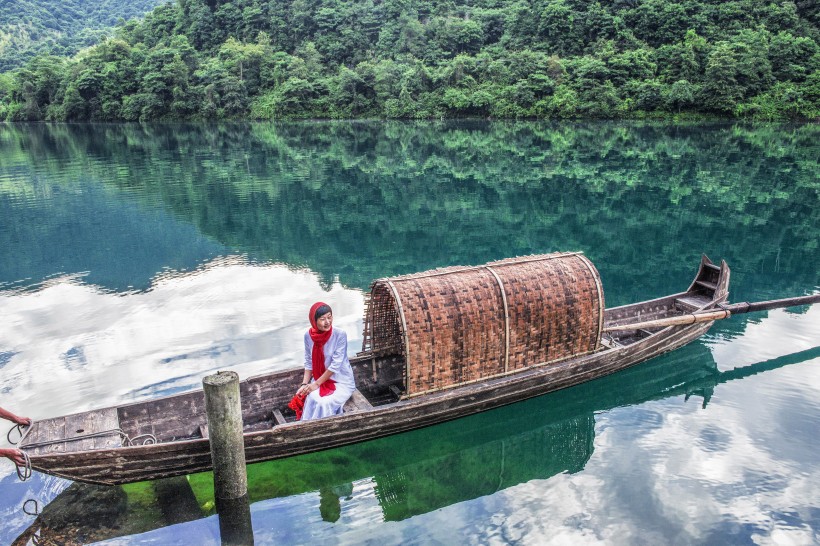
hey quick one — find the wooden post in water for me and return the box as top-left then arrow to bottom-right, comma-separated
203,371 -> 254,545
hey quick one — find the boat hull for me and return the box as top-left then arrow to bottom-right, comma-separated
28,321 -> 711,485
22,254 -> 730,485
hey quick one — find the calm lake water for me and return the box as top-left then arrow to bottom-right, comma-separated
0,121 -> 818,545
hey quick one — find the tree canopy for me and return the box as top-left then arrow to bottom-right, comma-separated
1,0 -> 819,120
0,0 -> 165,71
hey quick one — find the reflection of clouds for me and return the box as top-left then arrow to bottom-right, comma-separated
706,306 -> 820,466
4,286 -> 818,544
622,307 -> 819,544
644,398 -> 819,544
711,306 -> 820,371
328,308 -> 818,545
0,258 -> 365,425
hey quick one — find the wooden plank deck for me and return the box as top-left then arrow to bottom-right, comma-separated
343,389 -> 374,413
676,295 -> 712,311
24,408 -> 121,455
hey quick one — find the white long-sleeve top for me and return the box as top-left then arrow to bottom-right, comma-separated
303,328 -> 356,390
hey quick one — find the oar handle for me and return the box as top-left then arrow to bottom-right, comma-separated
604,309 -> 730,332
604,293 -> 819,333
723,293 -> 820,314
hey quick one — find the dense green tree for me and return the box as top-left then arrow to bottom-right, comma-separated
1,0 -> 819,120
536,0 -> 583,55
663,79 -> 697,113
701,42 -> 746,113
769,31 -> 819,81
624,0 -> 700,47
0,0 -> 164,70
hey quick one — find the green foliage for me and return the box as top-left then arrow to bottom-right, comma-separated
1,0 -> 819,120
0,0 -> 164,71
2,121 -> 817,298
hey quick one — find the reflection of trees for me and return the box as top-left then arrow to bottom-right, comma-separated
1,122 -> 817,300
374,415 -> 594,521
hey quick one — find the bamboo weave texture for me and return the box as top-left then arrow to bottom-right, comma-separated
362,252 -> 605,396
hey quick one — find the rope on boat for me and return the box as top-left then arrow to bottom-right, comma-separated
18,428 -> 157,450
127,433 -> 158,445
7,422 -> 28,444
23,498 -> 40,516
15,429 -> 157,483
7,422 -> 33,481
16,449 -> 32,482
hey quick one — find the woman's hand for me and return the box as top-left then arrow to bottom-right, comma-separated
306,383 -> 318,394
296,383 -> 313,397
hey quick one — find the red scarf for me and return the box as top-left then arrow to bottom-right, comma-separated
288,394 -> 305,420
308,301 -> 336,397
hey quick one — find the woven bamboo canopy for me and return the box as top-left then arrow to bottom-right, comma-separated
361,252 -> 605,397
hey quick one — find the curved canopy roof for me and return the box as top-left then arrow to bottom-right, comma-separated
362,252 -> 605,396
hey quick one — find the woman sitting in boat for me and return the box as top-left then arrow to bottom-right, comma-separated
291,302 -> 356,420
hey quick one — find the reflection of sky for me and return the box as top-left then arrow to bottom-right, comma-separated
74,309 -> 820,544
1,262 -> 818,545
0,258 -> 365,423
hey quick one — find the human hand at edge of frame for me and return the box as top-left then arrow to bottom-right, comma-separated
0,448 -> 27,466
13,415 -> 31,426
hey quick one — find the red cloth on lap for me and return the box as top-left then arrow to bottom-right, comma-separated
288,394 -> 305,420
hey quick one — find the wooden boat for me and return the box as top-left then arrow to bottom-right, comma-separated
13,252 -> 818,485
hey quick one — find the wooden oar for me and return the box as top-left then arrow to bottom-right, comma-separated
604,294 -> 820,332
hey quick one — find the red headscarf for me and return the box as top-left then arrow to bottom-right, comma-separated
308,302 -> 336,397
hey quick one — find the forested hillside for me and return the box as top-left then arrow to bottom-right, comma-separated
0,0 -> 165,71
1,0 -> 819,120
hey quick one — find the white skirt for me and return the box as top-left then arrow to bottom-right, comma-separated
301,385 -> 354,420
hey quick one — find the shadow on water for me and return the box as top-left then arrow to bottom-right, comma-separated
14,343 -> 819,544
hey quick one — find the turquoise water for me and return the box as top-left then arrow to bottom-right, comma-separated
0,121 -> 818,545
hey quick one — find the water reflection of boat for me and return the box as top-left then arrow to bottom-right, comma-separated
18,251 -> 814,486
371,344 -> 820,520
15,344 -> 818,544
10,475 -> 204,546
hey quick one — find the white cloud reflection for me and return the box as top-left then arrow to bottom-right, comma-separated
0,257 -> 365,424
3,274 -> 818,545
96,306 -> 819,546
